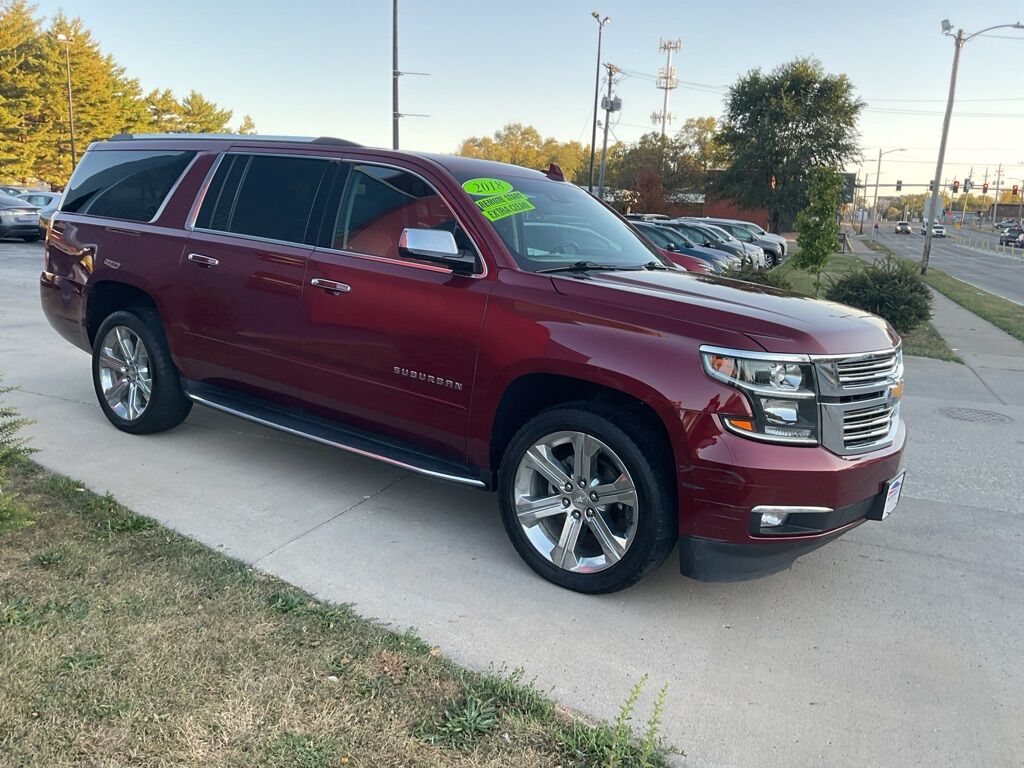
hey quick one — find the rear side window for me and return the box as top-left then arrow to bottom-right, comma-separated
195,154 -> 331,244
61,150 -> 195,221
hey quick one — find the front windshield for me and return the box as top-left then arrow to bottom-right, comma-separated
701,223 -> 738,242
454,172 -> 665,272
743,223 -> 767,236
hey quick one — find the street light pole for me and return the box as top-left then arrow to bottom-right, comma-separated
392,0 -> 399,150
56,33 -> 76,170
922,19 -> 1023,273
870,148 -> 904,237
588,12 -> 609,193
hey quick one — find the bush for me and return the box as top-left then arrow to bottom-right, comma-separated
825,256 -> 931,333
722,262 -> 793,291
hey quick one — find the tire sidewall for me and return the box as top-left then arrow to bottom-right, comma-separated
498,407 -> 673,594
92,310 -> 177,434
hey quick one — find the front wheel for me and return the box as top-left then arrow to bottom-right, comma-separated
498,405 -> 676,593
92,309 -> 192,434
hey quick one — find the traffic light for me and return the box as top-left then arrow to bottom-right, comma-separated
929,180 -> 935,192
982,182 -> 989,194
952,180 -> 960,194
895,180 -> 902,191
1014,185 -> 1020,197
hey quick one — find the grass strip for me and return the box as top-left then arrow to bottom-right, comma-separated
775,253 -> 961,363
862,239 -> 1024,344
0,456 -> 675,767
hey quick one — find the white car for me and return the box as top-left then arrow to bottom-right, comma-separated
932,224 -> 946,238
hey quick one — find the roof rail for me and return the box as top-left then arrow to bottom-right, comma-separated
108,133 -> 363,147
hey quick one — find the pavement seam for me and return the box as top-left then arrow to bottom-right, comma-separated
251,474 -> 410,565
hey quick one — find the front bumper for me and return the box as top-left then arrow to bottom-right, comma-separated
676,411 -> 905,581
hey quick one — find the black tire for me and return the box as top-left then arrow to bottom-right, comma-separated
497,403 -> 676,593
91,308 -> 192,434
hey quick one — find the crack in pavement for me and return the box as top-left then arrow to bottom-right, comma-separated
252,474 -> 410,565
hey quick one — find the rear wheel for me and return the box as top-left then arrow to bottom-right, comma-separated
92,309 -> 192,434
498,405 -> 675,593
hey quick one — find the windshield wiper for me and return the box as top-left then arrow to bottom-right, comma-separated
536,261 -> 637,274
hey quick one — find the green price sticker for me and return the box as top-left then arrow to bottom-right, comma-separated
476,191 -> 535,222
462,178 -> 514,196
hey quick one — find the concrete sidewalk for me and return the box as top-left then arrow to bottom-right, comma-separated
849,235 -> 1024,404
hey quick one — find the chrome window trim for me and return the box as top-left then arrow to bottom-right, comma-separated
57,149 -> 200,225
184,151 -> 488,279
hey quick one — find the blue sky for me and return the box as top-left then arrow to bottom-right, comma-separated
33,0 -> 1024,191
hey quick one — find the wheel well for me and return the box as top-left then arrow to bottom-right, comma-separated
86,282 -> 158,344
489,373 -> 674,475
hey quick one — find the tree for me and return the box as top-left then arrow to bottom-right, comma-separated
456,123 -> 587,181
716,58 -> 863,233
793,167 -> 843,296
237,114 -> 256,135
0,0 -> 47,182
677,116 -> 722,177
177,90 -> 232,133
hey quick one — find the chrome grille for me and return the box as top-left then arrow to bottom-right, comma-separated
835,350 -> 899,389
843,402 -> 896,449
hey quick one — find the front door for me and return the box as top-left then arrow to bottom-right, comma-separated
300,161 -> 491,459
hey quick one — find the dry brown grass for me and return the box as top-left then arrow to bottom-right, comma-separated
0,458 -> 672,768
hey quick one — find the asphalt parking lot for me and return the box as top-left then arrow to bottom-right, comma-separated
2,239 -> 1022,768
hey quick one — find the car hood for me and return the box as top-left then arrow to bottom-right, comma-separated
551,269 -> 899,355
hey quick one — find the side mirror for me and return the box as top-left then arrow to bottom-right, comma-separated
665,242 -> 677,252
398,228 -> 477,274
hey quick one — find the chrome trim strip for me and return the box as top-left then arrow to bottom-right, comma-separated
699,344 -> 811,364
752,505 -> 834,515
186,393 -> 486,488
184,151 -> 225,231
184,151 -> 489,279
809,342 -> 903,362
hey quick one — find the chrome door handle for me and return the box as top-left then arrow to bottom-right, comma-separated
187,253 -> 219,267
310,278 -> 351,295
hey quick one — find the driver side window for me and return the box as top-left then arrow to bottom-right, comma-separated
333,164 -> 473,261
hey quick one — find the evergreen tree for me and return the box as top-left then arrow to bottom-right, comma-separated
237,114 -> 256,135
178,90 -> 232,133
0,0 -> 47,182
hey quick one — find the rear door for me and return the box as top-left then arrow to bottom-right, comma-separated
299,160 -> 491,458
179,151 -> 333,394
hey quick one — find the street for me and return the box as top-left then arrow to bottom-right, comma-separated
870,226 -> 1024,305
2,239 -> 1023,768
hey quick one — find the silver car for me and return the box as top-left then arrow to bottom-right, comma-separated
701,217 -> 786,267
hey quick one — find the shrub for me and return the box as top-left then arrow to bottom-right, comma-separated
722,262 -> 793,291
825,255 -> 931,333
0,376 -> 33,466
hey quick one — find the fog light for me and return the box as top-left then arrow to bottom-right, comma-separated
760,510 -> 788,528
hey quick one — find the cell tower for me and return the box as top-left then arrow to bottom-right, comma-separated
651,38 -> 681,137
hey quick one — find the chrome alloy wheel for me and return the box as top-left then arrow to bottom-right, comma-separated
513,430 -> 639,573
97,326 -> 152,421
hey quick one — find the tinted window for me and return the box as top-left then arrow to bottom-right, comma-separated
62,150 -> 195,221
195,154 -> 331,244
333,164 -> 473,261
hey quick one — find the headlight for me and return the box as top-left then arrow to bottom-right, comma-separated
700,346 -> 819,444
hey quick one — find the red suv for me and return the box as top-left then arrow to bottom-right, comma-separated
41,135 -> 906,593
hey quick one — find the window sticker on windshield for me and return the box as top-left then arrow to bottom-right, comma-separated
462,178 -> 513,196
474,190 -> 535,222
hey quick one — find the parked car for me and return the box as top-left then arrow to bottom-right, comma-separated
41,134 -> 906,593
0,184 -> 32,197
17,191 -> 60,236
697,218 -> 783,267
728,220 -> 787,260
0,192 -> 40,241
683,220 -> 767,268
623,213 -> 669,222
894,221 -> 911,234
999,227 -> 1023,246
663,220 -> 746,265
632,222 -> 714,273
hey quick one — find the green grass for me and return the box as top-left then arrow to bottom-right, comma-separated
0,455 -> 675,768
775,252 -> 961,362
863,239 -> 1024,345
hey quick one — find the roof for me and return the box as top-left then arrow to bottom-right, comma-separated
109,133 -> 362,147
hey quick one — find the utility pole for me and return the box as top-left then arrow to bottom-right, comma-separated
992,163 -> 1002,224
982,167 -> 989,223
870,149 -> 904,236
588,12 -> 610,193
391,0 -> 399,149
596,63 -> 620,201
961,167 -> 973,224
651,38 -> 681,138
56,33 -> 76,170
